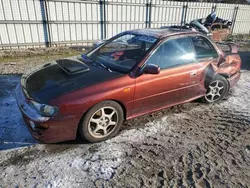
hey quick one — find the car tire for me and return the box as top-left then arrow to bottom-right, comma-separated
79,100 -> 124,143
202,75 -> 229,103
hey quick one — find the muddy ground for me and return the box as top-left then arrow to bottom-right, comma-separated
0,48 -> 250,187
0,46 -> 87,74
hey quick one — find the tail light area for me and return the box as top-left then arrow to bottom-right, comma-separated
225,54 -> 242,75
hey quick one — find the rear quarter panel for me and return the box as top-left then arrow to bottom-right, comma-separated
217,54 -> 241,76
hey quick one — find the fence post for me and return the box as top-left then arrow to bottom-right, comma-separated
181,3 -> 188,26
211,5 -> 217,13
99,0 -> 104,39
181,4 -> 186,26
145,1 -> 149,28
99,0 -> 107,39
40,0 -> 51,47
103,0 -> 106,39
145,0 -> 152,28
148,1 -> 152,28
231,6 -> 239,34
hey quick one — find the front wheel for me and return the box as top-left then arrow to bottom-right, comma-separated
202,75 -> 229,103
79,100 -> 124,142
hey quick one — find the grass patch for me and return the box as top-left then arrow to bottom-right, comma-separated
0,51 -> 82,63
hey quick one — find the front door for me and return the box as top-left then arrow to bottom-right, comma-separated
132,36 -> 205,115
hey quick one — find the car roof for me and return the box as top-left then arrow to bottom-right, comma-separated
124,28 -> 197,39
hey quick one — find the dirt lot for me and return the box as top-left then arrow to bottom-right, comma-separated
0,46 -> 87,74
0,45 -> 250,187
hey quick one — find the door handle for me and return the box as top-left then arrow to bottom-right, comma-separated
190,71 -> 197,77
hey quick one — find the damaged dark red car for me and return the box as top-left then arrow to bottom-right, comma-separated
16,28 -> 241,143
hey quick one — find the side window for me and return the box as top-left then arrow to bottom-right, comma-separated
146,37 -> 196,70
190,36 -> 218,59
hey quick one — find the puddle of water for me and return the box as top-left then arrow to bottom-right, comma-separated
0,75 -> 37,150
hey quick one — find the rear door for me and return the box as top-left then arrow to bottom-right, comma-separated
133,36 -> 206,115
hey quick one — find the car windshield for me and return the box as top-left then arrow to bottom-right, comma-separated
88,33 -> 157,73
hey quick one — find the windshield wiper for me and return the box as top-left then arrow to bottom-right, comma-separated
95,62 -> 112,72
82,54 -> 113,72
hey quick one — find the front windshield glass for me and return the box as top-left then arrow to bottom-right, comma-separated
88,34 -> 157,73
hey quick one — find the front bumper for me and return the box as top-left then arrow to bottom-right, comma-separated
228,71 -> 240,89
15,84 -> 50,123
15,84 -> 78,143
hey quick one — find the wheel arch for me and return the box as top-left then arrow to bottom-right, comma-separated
217,73 -> 230,79
216,73 -> 230,92
204,65 -> 215,89
204,65 -> 230,89
112,99 -> 127,120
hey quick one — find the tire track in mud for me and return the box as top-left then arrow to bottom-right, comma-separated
104,107 -> 250,187
171,152 -> 212,188
168,103 -> 250,188
102,72 -> 250,188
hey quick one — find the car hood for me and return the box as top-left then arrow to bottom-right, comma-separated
21,58 -> 122,104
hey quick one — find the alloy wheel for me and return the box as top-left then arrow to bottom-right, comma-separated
88,106 -> 118,138
205,80 -> 225,103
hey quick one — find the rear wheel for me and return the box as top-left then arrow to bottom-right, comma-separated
203,75 -> 229,103
79,100 -> 124,142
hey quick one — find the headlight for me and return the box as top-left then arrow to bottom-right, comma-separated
30,101 -> 59,117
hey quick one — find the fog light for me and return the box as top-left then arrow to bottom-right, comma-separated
29,120 -> 49,130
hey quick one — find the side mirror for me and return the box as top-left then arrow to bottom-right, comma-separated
143,64 -> 160,74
